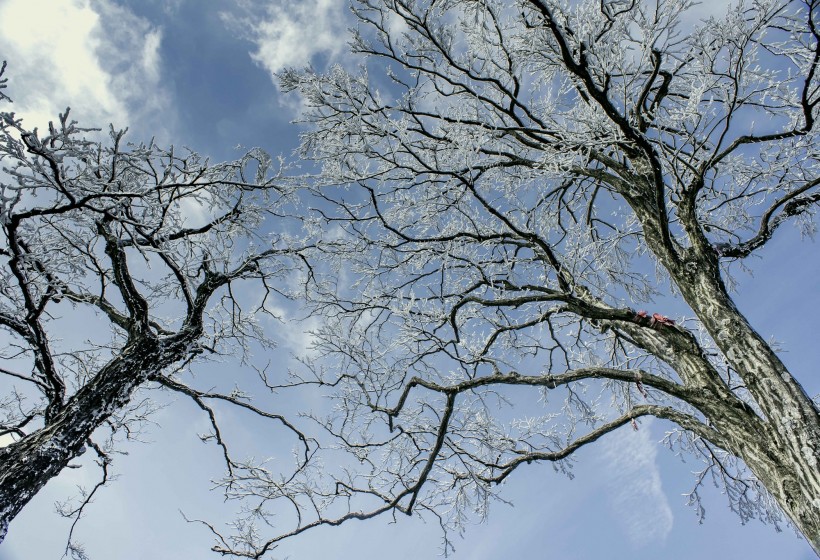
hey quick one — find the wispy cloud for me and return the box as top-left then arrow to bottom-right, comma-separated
263,302 -> 320,359
600,418 -> 674,547
680,0 -> 738,23
0,0 -> 170,138
222,0 -> 348,79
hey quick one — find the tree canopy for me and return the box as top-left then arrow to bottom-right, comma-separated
0,61 -> 311,554
1,0 -> 819,557
221,0 -> 818,555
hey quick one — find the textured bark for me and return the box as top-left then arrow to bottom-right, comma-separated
600,141 -> 820,550
634,193 -> 820,553
0,334 -> 192,543
674,261 -> 820,554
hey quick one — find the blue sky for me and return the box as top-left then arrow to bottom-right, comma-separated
0,0 -> 817,559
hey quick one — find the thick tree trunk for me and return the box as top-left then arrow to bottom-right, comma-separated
671,256 -> 820,554
0,334 -> 189,542
741,436 -> 820,555
632,189 -> 820,551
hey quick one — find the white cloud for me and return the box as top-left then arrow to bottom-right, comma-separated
223,0 -> 348,79
263,302 -> 320,359
0,432 -> 18,448
0,0 -> 171,139
599,418 -> 674,547
680,0 -> 738,23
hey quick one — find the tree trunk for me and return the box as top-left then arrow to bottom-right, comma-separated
743,438 -> 820,555
0,335 -> 188,542
633,191 -> 820,551
670,255 -> 820,554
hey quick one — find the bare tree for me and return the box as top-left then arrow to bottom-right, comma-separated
209,0 -> 820,556
0,62 -> 312,551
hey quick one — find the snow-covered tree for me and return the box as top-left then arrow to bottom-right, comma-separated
0,61 -> 311,550
222,0 -> 820,555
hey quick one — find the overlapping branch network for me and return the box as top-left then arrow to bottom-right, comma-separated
0,70 -> 316,551
213,0 -> 819,556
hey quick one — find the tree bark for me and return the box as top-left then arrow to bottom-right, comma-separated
0,334 -> 191,542
627,176 -> 820,553
673,259 -> 820,554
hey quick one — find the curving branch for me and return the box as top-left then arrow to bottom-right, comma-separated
157,377 -> 313,469
717,177 -> 820,258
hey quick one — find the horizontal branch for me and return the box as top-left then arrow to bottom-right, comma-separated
474,404 -> 727,484
378,367 -> 690,420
